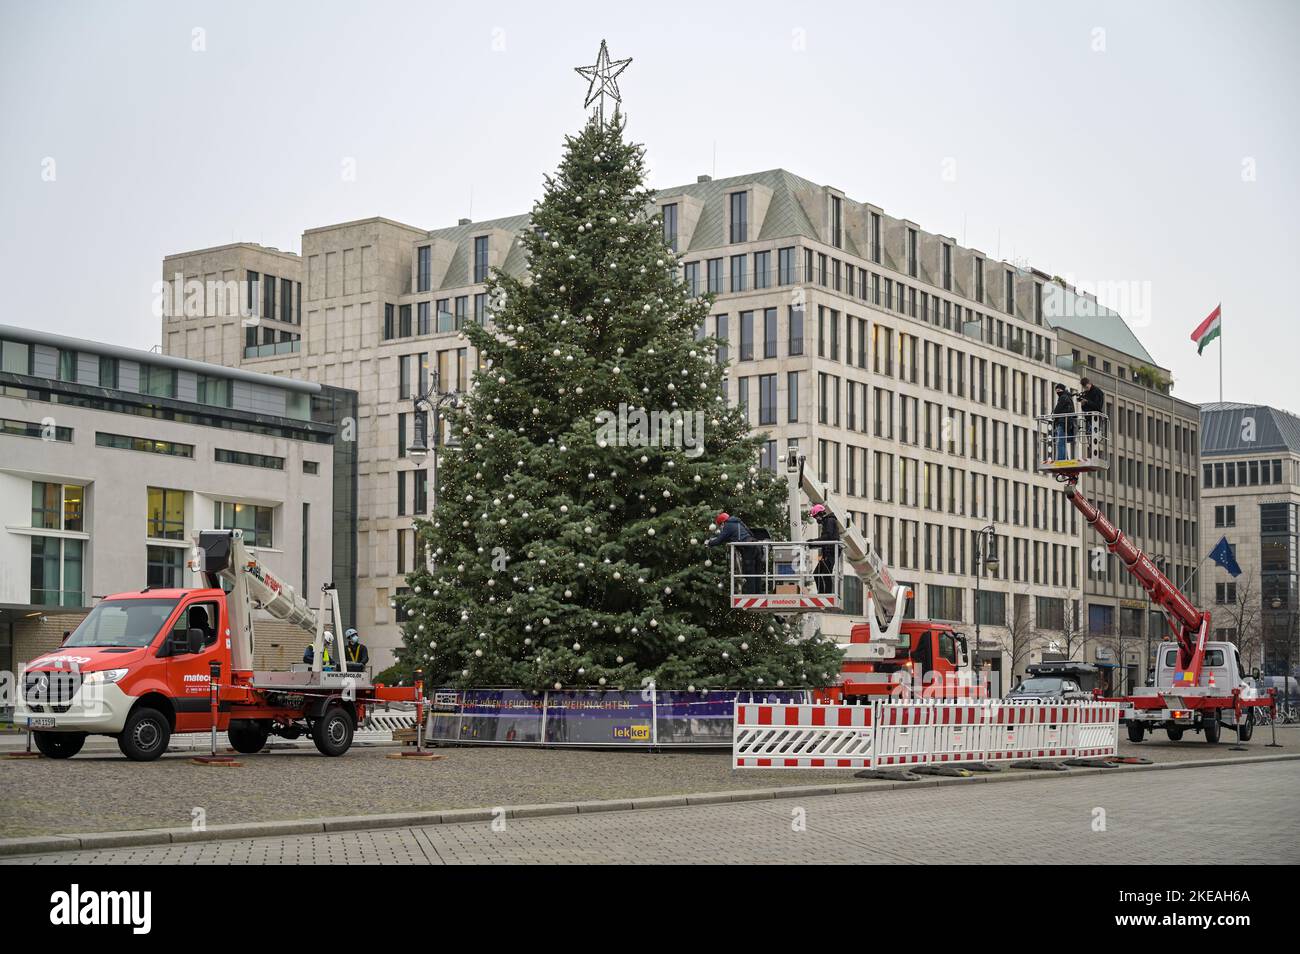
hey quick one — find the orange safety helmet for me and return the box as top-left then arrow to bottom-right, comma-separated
715,511 -> 730,525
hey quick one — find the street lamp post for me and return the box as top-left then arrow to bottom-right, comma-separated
405,370 -> 459,521
973,524 -> 999,694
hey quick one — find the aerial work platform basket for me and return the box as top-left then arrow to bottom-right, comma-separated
1035,411 -> 1110,477
727,540 -> 845,612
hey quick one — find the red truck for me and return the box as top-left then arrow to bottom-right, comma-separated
15,530 -> 417,761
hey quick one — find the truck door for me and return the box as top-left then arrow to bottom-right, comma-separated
165,600 -> 224,732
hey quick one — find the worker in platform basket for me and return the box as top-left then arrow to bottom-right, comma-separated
1051,382 -> 1077,461
707,511 -> 761,594
809,504 -> 841,594
303,631 -> 338,671
344,628 -> 369,671
1078,376 -> 1105,447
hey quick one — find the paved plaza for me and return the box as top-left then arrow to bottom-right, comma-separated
4,759 -> 1297,865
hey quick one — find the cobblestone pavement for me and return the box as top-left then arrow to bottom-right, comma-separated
1,726 -> 1295,838
6,760 -> 1297,864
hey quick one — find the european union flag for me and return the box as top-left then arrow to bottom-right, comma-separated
1209,536 -> 1241,578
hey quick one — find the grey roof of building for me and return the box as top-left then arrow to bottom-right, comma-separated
1043,290 -> 1157,365
0,323 -> 321,394
1200,402 -> 1300,456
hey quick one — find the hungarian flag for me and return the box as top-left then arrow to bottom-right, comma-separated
1191,304 -> 1221,355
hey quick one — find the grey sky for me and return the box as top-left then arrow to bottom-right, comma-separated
2,0 -> 1296,411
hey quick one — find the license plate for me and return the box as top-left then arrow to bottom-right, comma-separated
27,717 -> 55,729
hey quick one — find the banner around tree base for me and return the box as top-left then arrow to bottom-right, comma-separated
425,688 -> 811,748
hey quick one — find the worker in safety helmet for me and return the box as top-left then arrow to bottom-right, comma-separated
809,504 -> 842,594
344,627 -> 369,669
302,631 -> 337,671
706,511 -> 761,594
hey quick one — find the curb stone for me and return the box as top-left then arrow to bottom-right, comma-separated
2,751 -> 1296,858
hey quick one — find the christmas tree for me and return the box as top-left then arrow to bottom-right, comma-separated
394,111 -> 842,691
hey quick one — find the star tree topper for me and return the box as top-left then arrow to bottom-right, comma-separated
575,39 -> 631,125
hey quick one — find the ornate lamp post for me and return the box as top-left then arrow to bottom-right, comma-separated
406,370 -> 459,512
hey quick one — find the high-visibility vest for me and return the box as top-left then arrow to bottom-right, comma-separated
347,643 -> 363,662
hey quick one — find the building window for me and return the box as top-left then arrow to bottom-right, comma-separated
1215,582 -> 1238,605
726,254 -> 746,293
32,482 -> 84,532
473,236 -> 489,283
788,306 -> 804,356
870,212 -> 881,263
729,191 -> 748,243
831,196 -> 843,249
196,374 -> 232,407
1004,269 -> 1015,315
754,250 -> 771,289
975,590 -> 1006,626
974,257 -> 985,303
788,371 -> 800,423
758,374 -> 777,426
661,203 -> 677,252
57,349 -> 78,382
778,247 -> 796,285
140,365 -> 177,398
146,545 -> 184,589
739,311 -> 754,361
928,584 -> 963,621
147,487 -> 186,540
907,228 -> 918,278
32,536 -> 84,607
714,315 -> 729,364
2,417 -> 72,441
96,356 -> 119,388
1214,504 -> 1236,528
418,301 -> 431,335
399,304 -> 412,338
1,338 -> 32,374
216,501 -> 274,548
414,469 -> 428,514
303,460 -> 320,475
96,432 -> 193,458
707,258 -> 724,295
417,245 -> 432,292
383,303 -> 395,340
683,262 -> 700,297
763,307 -> 777,359
215,448 -> 285,470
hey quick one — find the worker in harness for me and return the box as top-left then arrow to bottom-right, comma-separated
707,511 -> 762,593
810,503 -> 841,594
302,631 -> 338,671
344,628 -> 369,670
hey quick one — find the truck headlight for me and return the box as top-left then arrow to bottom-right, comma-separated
82,669 -> 129,685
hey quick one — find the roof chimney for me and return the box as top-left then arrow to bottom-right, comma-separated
697,175 -> 712,183
458,217 -> 472,226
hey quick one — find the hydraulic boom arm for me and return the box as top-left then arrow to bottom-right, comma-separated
1063,480 -> 1210,687
193,529 -> 319,673
785,449 -> 906,635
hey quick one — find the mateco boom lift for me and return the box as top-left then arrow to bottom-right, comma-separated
16,529 -> 418,761
728,448 -> 976,700
1036,408 -> 1274,742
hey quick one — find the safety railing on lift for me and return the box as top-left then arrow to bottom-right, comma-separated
727,540 -> 845,612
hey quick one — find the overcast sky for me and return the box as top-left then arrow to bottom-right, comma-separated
2,0 -> 1296,411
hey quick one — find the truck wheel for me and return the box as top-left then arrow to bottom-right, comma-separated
311,706 -> 354,757
1238,712 -> 1255,742
227,720 -> 270,754
1203,712 -> 1221,744
1126,722 -> 1145,743
1166,726 -> 1183,742
118,707 -> 171,762
32,732 -> 86,759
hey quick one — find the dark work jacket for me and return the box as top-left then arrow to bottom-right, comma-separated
1052,391 -> 1075,418
1080,385 -> 1104,414
706,516 -> 753,547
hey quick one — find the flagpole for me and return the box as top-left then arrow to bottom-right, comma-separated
1219,308 -> 1223,403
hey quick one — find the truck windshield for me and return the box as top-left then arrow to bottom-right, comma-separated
1018,678 -> 1064,693
63,599 -> 178,649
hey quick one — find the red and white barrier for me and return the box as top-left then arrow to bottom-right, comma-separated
733,699 -> 1120,770
733,702 -> 875,769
